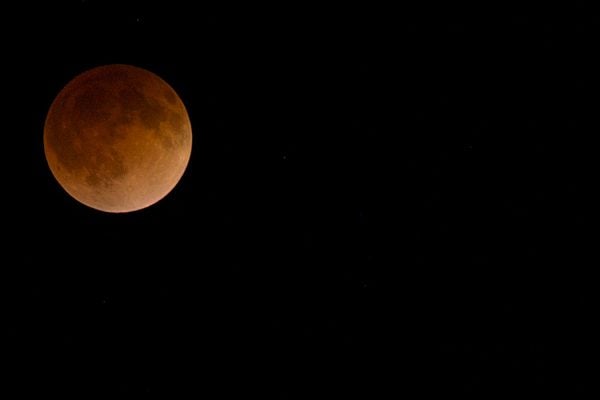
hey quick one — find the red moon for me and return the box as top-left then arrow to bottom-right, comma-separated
44,64 -> 192,213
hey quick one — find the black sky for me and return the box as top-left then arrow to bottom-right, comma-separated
2,1 -> 593,396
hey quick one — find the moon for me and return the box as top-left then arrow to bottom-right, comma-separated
44,64 -> 192,213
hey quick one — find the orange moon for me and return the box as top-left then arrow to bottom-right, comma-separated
44,64 -> 192,213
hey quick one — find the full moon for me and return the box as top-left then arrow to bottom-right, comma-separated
44,64 -> 192,213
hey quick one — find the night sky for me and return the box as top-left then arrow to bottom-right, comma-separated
3,1 -> 592,396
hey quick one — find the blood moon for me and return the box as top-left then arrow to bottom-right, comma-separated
44,64 -> 192,213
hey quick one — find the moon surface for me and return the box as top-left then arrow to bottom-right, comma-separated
44,64 -> 192,213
